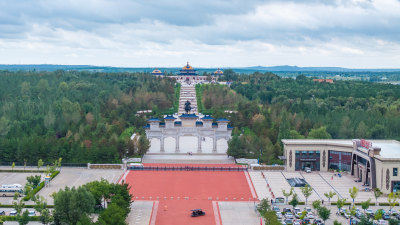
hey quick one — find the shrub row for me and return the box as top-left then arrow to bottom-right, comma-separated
0,205 -> 54,208
0,215 -> 40,221
23,170 -> 60,201
0,170 -> 46,173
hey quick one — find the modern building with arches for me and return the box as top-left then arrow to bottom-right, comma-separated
282,139 -> 400,194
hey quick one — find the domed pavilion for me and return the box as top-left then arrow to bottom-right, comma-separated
178,62 -> 198,76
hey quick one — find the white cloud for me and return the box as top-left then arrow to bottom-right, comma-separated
0,0 -> 399,67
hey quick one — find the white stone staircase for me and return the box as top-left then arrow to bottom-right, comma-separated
178,85 -> 198,115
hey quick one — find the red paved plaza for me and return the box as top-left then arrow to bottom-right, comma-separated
125,165 -> 255,225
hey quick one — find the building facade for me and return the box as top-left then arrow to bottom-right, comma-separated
283,139 -> 400,194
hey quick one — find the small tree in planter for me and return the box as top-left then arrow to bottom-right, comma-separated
324,191 -> 336,204
289,194 -> 299,209
373,188 -> 383,206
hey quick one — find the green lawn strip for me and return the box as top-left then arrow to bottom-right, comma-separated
23,171 -> 60,201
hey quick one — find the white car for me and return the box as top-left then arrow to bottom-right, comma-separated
285,212 -> 294,219
28,210 -> 35,216
307,212 -> 314,219
276,212 -> 283,219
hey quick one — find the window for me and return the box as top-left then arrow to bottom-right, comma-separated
394,168 -> 398,177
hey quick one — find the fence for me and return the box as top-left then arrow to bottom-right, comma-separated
88,164 -> 124,169
0,162 -> 86,168
128,166 -> 248,172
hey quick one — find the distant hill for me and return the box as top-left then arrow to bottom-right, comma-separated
0,64 -> 399,73
245,65 -> 400,72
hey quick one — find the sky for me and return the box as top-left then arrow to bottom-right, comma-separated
0,0 -> 399,68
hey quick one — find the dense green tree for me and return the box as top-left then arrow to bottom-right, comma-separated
317,206 -> 331,223
97,203 -> 127,225
53,186 -> 95,225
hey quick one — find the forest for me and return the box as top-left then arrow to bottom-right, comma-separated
0,70 -> 177,164
1,70 -> 400,165
200,72 -> 400,163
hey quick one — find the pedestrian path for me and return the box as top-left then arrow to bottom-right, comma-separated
248,171 -> 272,200
301,172 -> 339,201
282,171 -> 321,202
263,171 -> 299,200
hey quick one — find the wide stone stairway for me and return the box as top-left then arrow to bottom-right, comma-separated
178,84 -> 198,115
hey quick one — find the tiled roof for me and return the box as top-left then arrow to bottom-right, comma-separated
179,113 -> 199,118
164,115 -> 177,120
202,115 -> 214,120
216,118 -> 230,122
148,118 -> 161,122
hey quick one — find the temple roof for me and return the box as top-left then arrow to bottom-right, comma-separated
179,113 -> 199,118
148,118 -> 161,122
214,69 -> 223,75
151,69 -> 163,75
164,115 -> 177,120
182,62 -> 194,70
216,118 -> 230,122
202,115 -> 214,120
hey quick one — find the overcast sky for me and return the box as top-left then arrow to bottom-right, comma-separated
0,0 -> 399,68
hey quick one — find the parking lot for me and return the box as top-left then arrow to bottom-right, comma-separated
272,204 -> 398,225
37,168 -> 124,204
0,172 -> 43,205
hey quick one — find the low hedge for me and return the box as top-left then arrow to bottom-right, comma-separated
23,170 -> 60,201
0,169 -> 46,173
0,215 -> 40,221
0,205 -> 54,208
379,202 -> 399,206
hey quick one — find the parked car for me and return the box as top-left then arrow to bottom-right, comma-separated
284,218 -> 293,224
307,212 -> 314,219
355,211 -> 363,219
0,210 -> 5,216
305,167 -> 311,173
343,212 -> 350,219
314,218 -> 323,224
283,208 -> 292,213
302,217 -> 311,224
350,218 -> 359,224
382,213 -> 391,220
294,207 -> 301,213
28,210 -> 36,216
9,210 -> 17,216
365,209 -> 374,216
273,206 -> 281,212
286,212 -> 294,219
276,212 -> 283,219
305,207 -> 312,212
293,220 -> 301,225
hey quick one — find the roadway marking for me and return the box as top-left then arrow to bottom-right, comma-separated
244,171 -> 258,199
118,170 -> 130,184
212,201 -> 222,225
149,201 -> 159,225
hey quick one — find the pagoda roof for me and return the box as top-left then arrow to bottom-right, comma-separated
164,115 -> 177,120
202,115 -> 214,120
151,69 -> 163,75
216,118 -> 230,122
148,118 -> 161,122
179,113 -> 199,118
214,68 -> 223,75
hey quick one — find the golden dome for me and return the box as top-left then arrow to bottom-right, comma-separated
214,68 -> 223,75
151,69 -> 163,75
182,62 -> 193,70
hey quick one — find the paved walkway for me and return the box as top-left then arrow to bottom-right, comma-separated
126,201 -> 153,225
218,201 -> 262,225
248,171 -> 272,201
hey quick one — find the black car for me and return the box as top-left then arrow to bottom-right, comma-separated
191,209 -> 205,217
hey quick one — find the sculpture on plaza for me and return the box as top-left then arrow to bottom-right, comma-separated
184,100 -> 191,114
